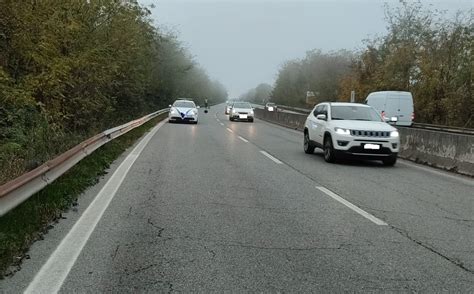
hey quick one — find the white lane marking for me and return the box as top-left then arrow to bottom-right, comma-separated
216,119 -> 220,122
220,123 -> 224,126
238,136 -> 249,143
259,151 -> 283,164
399,160 -> 474,187
25,120 -> 167,294
226,128 -> 234,133
316,186 -> 388,226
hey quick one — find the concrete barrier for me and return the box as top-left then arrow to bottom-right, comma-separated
255,108 -> 474,176
398,127 -> 474,176
255,108 -> 306,131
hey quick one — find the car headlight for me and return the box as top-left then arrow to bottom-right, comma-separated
390,131 -> 399,138
334,127 -> 350,135
249,110 -> 254,115
170,109 -> 178,115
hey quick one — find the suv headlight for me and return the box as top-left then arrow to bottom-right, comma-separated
334,127 -> 350,135
390,131 -> 399,138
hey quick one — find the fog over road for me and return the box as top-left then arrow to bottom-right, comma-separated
3,105 -> 473,292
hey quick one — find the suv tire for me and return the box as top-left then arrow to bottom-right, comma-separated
304,131 -> 316,154
324,136 -> 337,163
382,155 -> 397,166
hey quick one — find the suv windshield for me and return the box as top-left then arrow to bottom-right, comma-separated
233,102 -> 252,109
331,105 -> 382,121
173,101 -> 195,108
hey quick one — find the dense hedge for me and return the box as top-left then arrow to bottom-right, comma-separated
0,0 -> 227,184
247,2 -> 472,128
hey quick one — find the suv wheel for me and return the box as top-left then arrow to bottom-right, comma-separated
382,155 -> 397,166
304,131 -> 315,154
324,136 -> 336,163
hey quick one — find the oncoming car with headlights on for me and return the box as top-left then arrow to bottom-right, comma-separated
168,99 -> 199,124
229,102 -> 254,122
303,102 -> 400,166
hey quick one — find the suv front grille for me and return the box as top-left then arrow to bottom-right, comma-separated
350,130 -> 390,138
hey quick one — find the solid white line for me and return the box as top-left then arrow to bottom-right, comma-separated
398,160 -> 474,187
24,120 -> 167,294
238,136 -> 249,143
226,128 -> 234,133
316,186 -> 388,226
259,151 -> 283,164
220,123 -> 224,126
216,118 -> 220,122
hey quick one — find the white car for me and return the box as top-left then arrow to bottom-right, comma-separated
303,102 -> 400,166
229,102 -> 254,122
265,102 -> 277,112
168,99 -> 199,124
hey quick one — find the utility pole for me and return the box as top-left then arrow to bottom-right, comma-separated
350,91 -> 355,103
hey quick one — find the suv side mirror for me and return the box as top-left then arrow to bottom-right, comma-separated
197,106 -> 200,109
316,114 -> 327,121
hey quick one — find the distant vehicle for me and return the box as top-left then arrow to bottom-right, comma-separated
365,91 -> 414,126
168,99 -> 199,124
225,101 -> 232,114
265,102 -> 277,112
229,102 -> 254,122
304,102 -> 400,166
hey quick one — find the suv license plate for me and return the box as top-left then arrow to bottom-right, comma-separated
239,115 -> 248,119
364,144 -> 380,150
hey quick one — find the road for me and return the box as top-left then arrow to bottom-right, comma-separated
2,104 -> 473,292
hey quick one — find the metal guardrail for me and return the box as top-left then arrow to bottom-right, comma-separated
276,104 -> 311,114
0,108 -> 169,217
409,123 -> 474,136
266,104 -> 473,135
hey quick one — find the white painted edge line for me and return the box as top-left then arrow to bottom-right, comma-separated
238,136 -> 249,143
226,127 -> 234,133
398,160 -> 474,187
24,120 -> 167,294
259,151 -> 283,164
220,123 -> 225,126
316,186 -> 388,226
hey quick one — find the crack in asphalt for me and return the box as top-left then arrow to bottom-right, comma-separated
147,218 -> 165,237
112,245 -> 120,261
390,225 -> 473,274
226,128 -> 473,275
130,263 -> 159,274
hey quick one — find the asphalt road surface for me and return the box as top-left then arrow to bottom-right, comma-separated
2,104 -> 473,292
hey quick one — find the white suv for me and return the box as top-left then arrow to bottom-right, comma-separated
304,102 -> 400,166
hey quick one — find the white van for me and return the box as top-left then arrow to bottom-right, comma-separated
365,91 -> 414,126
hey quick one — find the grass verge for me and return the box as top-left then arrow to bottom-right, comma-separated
0,114 -> 165,278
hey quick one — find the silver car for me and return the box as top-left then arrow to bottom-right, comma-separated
229,102 -> 254,122
168,99 -> 199,124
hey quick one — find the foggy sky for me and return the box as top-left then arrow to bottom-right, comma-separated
140,0 -> 472,98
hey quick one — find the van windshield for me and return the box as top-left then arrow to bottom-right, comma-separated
331,106 -> 382,121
